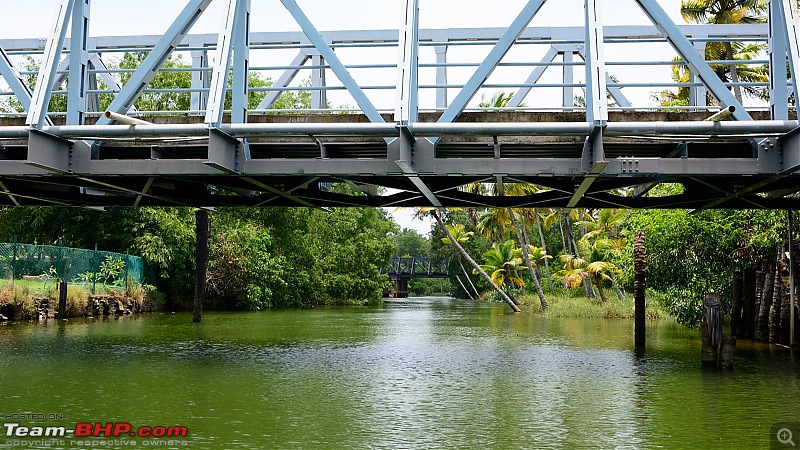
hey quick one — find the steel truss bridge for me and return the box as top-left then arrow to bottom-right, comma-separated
2,0 -> 800,210
381,258 -> 450,280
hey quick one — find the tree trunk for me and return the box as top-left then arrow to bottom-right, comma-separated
459,258 -> 480,299
58,279 -> 67,319
634,230 -> 646,349
594,278 -> 608,302
724,41 -> 743,104
532,210 -> 553,290
743,267 -> 756,339
731,270 -> 743,338
432,210 -> 521,313
559,216 -> 569,257
780,256 -> 792,345
564,213 -> 595,298
756,259 -> 775,341
193,209 -> 210,323
455,275 -> 475,300
701,293 -> 722,367
508,207 -> 547,308
770,256 -> 786,343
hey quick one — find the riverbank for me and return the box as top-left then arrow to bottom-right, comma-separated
511,292 -> 669,320
0,281 -> 158,321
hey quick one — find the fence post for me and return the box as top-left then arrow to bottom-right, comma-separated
93,243 -> 98,295
125,248 -> 129,294
12,235 -> 17,280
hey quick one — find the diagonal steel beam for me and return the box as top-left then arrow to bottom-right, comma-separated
242,176 -> 314,207
635,0 -> 752,121
0,180 -> 21,207
97,0 -> 213,125
436,0 -> 547,125
508,46 -> 559,108
279,0 -> 384,124
27,0 -> 75,128
567,125 -> 606,208
256,51 -> 310,110
133,177 -> 155,207
0,46 -> 37,115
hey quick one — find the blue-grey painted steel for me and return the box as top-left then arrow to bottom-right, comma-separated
231,0 -> 251,125
435,0 -> 547,125
584,0 -> 608,123
634,0 -> 752,121
770,1 -> 789,120
779,0 -> 800,110
67,0 -> 90,125
508,46 -> 558,108
27,0 -> 74,128
279,0 -> 385,124
255,51 -> 310,110
0,47 -> 34,112
205,0 -> 238,126
97,0 -> 213,125
395,0 -> 419,124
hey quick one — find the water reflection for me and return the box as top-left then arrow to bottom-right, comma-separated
0,297 -> 797,449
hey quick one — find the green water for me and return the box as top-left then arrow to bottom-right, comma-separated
0,297 -> 797,449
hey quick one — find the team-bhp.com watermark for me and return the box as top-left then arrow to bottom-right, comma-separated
4,420 -> 189,448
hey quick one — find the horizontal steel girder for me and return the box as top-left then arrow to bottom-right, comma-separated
0,116 -> 797,209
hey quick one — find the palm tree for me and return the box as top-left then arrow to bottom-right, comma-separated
480,241 -> 526,299
680,0 -> 768,103
558,237 -> 621,302
432,210 -> 521,312
470,181 -> 548,308
440,222 -> 480,299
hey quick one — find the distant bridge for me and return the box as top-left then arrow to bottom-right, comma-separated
1,1 -> 800,210
381,257 -> 449,298
381,257 -> 450,280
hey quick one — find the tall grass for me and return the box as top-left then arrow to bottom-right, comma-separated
514,289 -> 668,320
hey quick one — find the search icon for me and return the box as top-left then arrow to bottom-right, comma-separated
778,428 -> 795,447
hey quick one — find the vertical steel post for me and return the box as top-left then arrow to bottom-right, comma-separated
190,40 -> 209,113
311,53 -> 327,110
231,0 -> 251,124
433,32 -> 449,110
395,0 -> 419,124
780,0 -> 800,105
584,0 -> 608,123
789,210 -> 796,346
67,0 -> 91,125
770,0 -> 789,120
563,51 -> 574,109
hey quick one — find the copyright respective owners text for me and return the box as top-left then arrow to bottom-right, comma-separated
2,413 -> 190,449
773,422 -> 800,449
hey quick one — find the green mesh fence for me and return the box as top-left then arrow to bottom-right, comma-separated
0,241 -> 154,295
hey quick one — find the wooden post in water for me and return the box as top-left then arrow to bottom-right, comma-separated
634,230 -> 646,349
193,209 -> 209,323
58,279 -> 67,319
701,293 -> 722,367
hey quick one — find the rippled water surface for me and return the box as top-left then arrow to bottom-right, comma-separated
0,297 -> 797,448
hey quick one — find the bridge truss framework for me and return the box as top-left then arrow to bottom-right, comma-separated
1,0 -> 800,210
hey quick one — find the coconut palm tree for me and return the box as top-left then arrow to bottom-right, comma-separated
680,0 -> 768,103
558,237 -> 621,302
432,210 -> 521,312
480,240 -> 526,299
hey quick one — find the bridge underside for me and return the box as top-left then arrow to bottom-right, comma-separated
1,112 -> 799,210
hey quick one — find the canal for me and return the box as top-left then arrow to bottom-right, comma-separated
0,297 -> 797,448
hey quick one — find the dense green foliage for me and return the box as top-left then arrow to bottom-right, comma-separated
0,206 -> 397,309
